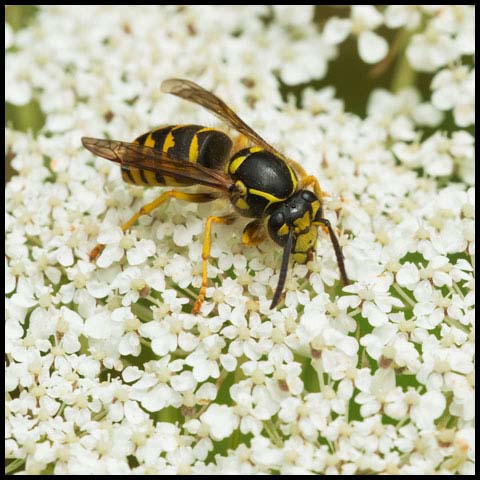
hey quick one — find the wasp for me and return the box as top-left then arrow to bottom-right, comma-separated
82,78 -> 348,313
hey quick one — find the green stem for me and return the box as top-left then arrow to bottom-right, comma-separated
263,420 -> 283,447
315,360 -> 326,391
389,12 -> 429,93
390,32 -> 416,93
442,315 -> 470,334
392,284 -> 416,309
131,302 -> 153,322
451,283 -> 465,300
5,458 -> 25,475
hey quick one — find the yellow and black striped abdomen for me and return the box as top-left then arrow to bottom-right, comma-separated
121,124 -> 232,187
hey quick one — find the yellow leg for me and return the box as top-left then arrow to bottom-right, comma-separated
281,155 -> 327,199
286,158 -> 308,179
89,190 -> 218,261
232,133 -> 250,153
192,214 -> 236,314
300,175 -> 323,199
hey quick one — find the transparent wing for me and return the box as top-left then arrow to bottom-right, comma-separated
81,137 -> 232,192
161,78 -> 288,161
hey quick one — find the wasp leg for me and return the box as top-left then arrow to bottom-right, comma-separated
241,219 -> 266,246
299,175 -> 323,199
89,190 -> 219,261
232,133 -> 250,154
192,214 -> 236,314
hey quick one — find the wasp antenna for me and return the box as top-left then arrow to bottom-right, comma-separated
270,229 -> 294,309
317,218 -> 349,286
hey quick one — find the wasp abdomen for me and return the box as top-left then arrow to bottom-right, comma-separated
122,125 -> 232,187
228,147 -> 298,218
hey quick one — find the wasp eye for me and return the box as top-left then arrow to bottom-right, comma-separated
270,211 -> 285,229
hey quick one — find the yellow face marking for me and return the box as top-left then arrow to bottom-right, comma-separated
277,223 -> 289,237
189,134 -> 199,162
293,252 -> 308,264
249,146 -> 263,153
229,155 -> 247,175
311,200 -> 321,218
294,210 -> 311,232
293,229 -> 318,263
235,198 -> 249,211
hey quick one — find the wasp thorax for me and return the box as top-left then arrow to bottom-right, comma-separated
228,147 -> 298,218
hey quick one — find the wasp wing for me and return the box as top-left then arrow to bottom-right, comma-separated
81,137 -> 232,193
161,78 -> 288,161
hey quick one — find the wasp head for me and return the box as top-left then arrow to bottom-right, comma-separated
267,190 -> 322,264
267,189 -> 348,309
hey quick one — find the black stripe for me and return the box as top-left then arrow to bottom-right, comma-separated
196,129 -> 232,169
122,167 -> 135,183
134,131 -> 151,145
149,127 -> 173,149
139,169 -> 148,184
155,172 -> 165,184
168,125 -> 202,161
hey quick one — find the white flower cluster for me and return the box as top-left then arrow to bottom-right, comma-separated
5,5 -> 475,475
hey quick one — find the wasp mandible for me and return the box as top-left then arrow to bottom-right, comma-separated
82,78 -> 348,313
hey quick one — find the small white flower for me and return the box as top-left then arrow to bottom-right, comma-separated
361,319 -> 420,372
230,382 -> 263,436
200,404 -> 239,441
406,27 -> 458,72
339,274 -> 403,327
323,17 -> 351,44
84,310 -> 116,340
111,266 -> 165,306
358,30 -> 388,64
272,5 -> 314,27
277,32 -> 335,85
410,390 -> 446,430
412,280 -> 445,329
384,5 -> 422,30
324,6 -> 388,64
142,313 -> 198,357
127,357 -> 183,412
396,262 -> 420,289
126,238 -> 156,265
185,334 -> 232,382
111,307 -> 142,356
431,66 -> 475,127
355,368 -> 396,417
